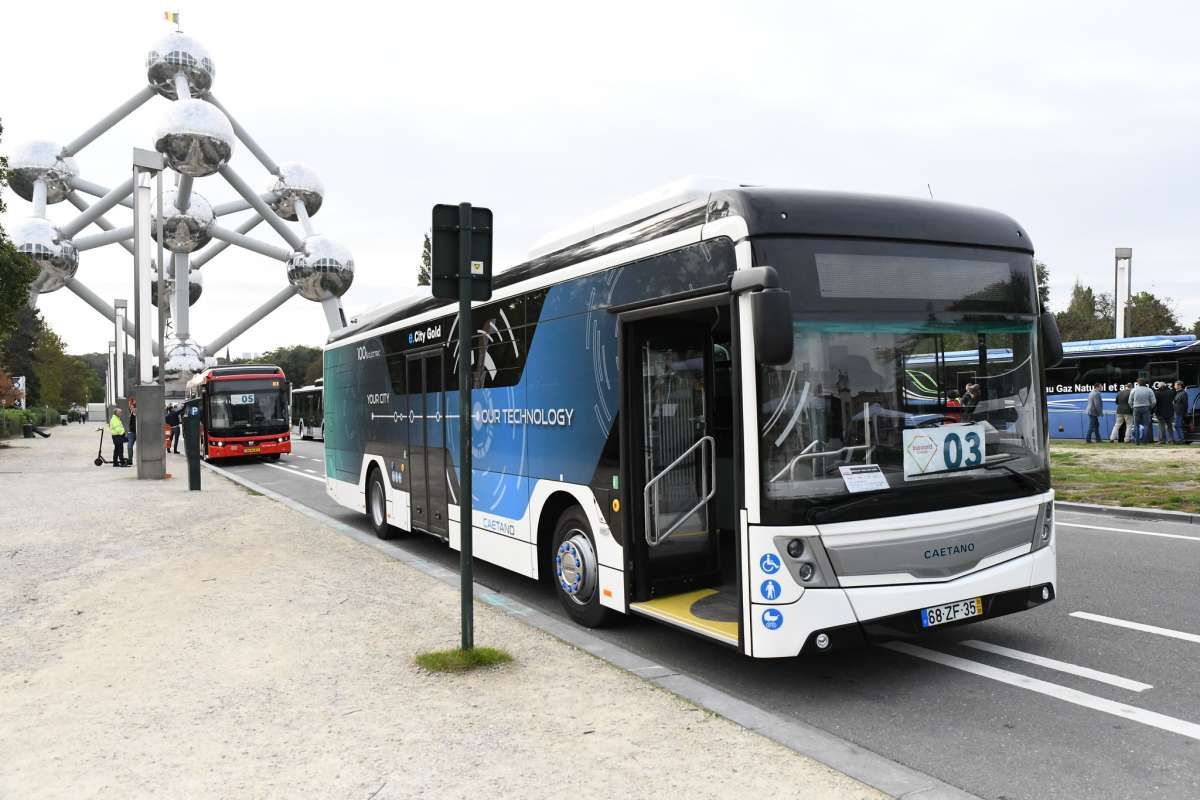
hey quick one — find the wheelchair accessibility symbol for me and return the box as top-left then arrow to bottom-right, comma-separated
759,553 -> 781,575
761,608 -> 784,630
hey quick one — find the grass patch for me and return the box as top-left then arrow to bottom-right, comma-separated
414,646 -> 513,673
1050,441 -> 1200,513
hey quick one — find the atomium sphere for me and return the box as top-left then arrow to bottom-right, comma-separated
162,337 -> 206,387
11,217 -> 79,294
146,32 -> 215,99
151,269 -> 204,308
287,235 -> 354,301
154,99 -> 234,177
152,190 -> 214,253
265,162 -> 325,221
6,141 -> 79,204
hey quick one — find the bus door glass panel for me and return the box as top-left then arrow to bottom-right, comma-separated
406,350 -> 448,538
638,324 -> 719,585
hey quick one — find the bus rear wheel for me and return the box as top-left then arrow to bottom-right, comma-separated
367,469 -> 396,540
551,509 -> 614,628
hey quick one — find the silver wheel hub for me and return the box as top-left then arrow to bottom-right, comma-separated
370,482 -> 385,527
555,530 -> 598,605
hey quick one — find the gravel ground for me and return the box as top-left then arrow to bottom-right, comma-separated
0,426 -> 884,800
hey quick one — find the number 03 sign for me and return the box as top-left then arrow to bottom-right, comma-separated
902,423 -> 986,478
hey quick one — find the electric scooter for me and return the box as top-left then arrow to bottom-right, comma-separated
93,427 -> 128,466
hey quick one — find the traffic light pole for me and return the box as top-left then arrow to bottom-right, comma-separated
457,202 -> 474,651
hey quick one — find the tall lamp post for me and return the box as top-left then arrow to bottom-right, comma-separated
132,149 -> 166,479
1114,247 -> 1132,338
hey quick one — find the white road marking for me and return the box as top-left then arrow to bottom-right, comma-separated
304,469 -> 317,474
262,462 -> 325,483
960,640 -> 1152,692
1058,522 -> 1200,543
884,642 -> 1200,742
1071,612 -> 1200,645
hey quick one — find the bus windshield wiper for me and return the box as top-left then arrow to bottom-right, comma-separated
984,460 -> 1042,493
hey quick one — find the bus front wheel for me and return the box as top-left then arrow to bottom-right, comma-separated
551,509 -> 614,628
367,469 -> 397,540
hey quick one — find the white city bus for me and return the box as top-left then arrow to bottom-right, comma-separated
292,378 -> 324,441
320,181 -> 1062,657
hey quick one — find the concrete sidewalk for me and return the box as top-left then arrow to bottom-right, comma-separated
0,426 -> 884,799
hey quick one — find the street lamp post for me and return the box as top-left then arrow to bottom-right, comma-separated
1114,247 -> 1132,338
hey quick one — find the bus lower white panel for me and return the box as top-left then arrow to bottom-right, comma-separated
464,525 -> 537,578
749,589 -> 857,659
598,564 -> 625,613
390,487 -> 411,532
843,550 -> 1037,622
327,476 -> 362,512
1029,541 -> 1056,589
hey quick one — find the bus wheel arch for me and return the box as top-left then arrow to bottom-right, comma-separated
365,465 -> 396,540
536,491 -> 581,582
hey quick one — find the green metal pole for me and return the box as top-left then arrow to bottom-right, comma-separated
458,202 -> 474,651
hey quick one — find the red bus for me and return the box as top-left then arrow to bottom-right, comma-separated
184,365 -> 292,460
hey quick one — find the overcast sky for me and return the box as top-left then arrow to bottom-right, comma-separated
3,0 -> 1199,356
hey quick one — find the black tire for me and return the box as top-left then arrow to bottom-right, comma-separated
551,508 -> 615,628
93,457 -> 104,467
264,453 -> 281,462
366,468 -> 397,540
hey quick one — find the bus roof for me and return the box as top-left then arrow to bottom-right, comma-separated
330,186 -> 1033,344
1061,334 -> 1199,356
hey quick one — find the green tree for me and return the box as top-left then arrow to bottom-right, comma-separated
1192,319 -> 1200,337
1034,260 -> 1050,307
0,119 -> 39,351
1125,291 -> 1183,337
3,307 -> 41,403
253,345 -> 322,385
31,321 -> 68,409
417,232 -> 432,286
1054,281 -> 1113,342
62,356 -> 102,407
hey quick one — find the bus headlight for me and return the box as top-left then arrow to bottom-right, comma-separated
772,535 -> 839,588
797,562 -> 816,582
1031,503 -> 1053,552
786,539 -> 805,558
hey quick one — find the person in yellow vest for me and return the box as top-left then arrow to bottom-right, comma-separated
108,407 -> 130,468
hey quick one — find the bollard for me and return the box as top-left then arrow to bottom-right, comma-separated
22,422 -> 33,439
182,399 -> 202,491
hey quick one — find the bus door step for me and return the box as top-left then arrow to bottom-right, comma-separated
629,587 -> 739,646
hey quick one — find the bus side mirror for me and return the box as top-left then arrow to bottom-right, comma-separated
731,266 -> 794,366
1040,311 -> 1064,367
752,290 -> 794,365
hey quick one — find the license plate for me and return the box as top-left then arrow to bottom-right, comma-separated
243,447 -> 260,454
920,597 -> 983,628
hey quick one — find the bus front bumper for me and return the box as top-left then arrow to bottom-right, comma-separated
748,544 -> 1056,658
208,436 -> 291,459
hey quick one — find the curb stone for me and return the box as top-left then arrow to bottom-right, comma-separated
1055,500 -> 1200,526
202,460 -> 980,800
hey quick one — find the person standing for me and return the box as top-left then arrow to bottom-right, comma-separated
1174,381 -> 1190,445
1155,381 -> 1177,445
961,383 -> 980,422
1085,384 -> 1103,442
108,407 -> 128,467
1110,383 -> 1133,443
1129,379 -> 1156,445
126,398 -> 138,464
165,404 -> 182,454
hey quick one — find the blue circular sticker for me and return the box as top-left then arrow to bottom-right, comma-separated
759,553 -> 781,575
760,579 -> 781,601
761,608 -> 784,630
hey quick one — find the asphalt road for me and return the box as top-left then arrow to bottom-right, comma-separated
212,439 -> 1200,800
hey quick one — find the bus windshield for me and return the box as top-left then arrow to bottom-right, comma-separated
208,379 -> 288,434
754,237 -> 1047,525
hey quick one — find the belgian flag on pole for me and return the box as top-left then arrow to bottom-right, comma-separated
164,10 -> 180,24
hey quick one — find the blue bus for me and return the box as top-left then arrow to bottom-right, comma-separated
319,183 -> 1061,657
1045,335 -> 1200,440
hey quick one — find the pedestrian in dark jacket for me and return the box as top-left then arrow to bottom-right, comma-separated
165,405 -> 182,453
1110,383 -> 1133,442
1173,381 -> 1189,445
1155,382 -> 1177,444
1085,384 -> 1103,442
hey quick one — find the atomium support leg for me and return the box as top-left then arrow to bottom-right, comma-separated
65,277 -> 159,355
321,297 -> 346,331
66,192 -> 135,256
191,214 -> 263,269
295,198 -> 316,236
217,164 -> 304,251
201,286 -> 299,357
174,252 -> 190,341
62,176 -> 136,239
211,194 -> 277,217
32,179 -> 47,218
206,94 -> 281,176
208,224 -> 292,262
175,174 -> 193,212
74,226 -> 135,251
61,86 -> 157,158
69,176 -> 134,209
